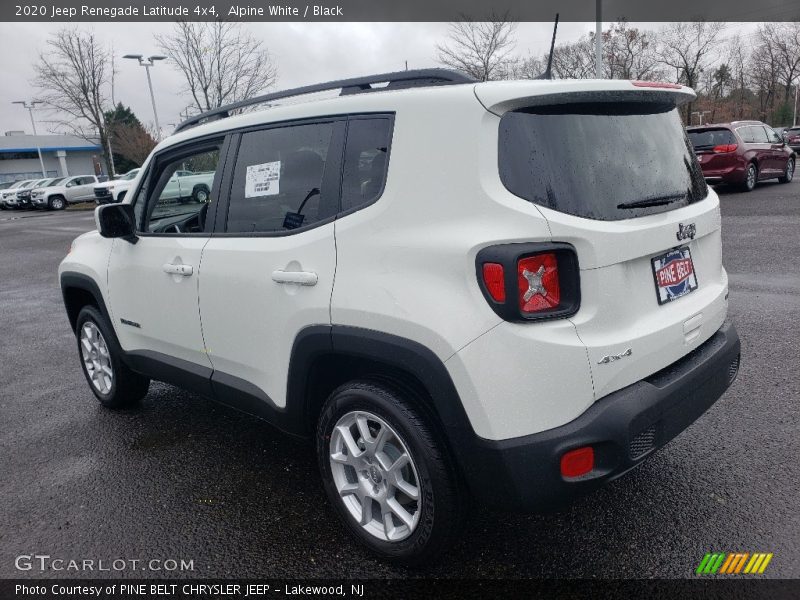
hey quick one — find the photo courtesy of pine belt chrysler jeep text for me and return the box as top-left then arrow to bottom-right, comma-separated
59,70 -> 741,564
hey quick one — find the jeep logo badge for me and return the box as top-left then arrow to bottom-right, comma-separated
677,223 -> 696,241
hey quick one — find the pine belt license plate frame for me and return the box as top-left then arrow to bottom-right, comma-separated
651,246 -> 699,305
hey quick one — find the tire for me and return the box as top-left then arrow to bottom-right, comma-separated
75,305 -> 150,408
740,163 -> 757,192
778,157 -> 795,184
48,195 -> 66,210
316,379 -> 464,565
192,185 -> 210,204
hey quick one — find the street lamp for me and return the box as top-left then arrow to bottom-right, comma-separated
12,100 -> 46,177
123,53 -> 167,138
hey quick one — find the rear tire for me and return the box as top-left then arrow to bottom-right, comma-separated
75,305 -> 149,408
740,163 -> 757,192
48,195 -> 66,210
778,158 -> 795,184
316,379 -> 464,566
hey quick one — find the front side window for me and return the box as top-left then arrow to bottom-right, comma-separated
226,122 -> 335,234
499,102 -> 708,221
766,127 -> 782,144
140,146 -> 221,234
340,118 -> 392,213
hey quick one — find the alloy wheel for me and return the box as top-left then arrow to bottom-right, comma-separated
329,410 -> 421,542
787,159 -> 795,182
80,321 -> 114,394
747,165 -> 756,189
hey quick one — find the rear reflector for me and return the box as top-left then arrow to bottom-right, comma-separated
631,81 -> 683,89
481,263 -> 506,302
517,253 -> 560,313
712,144 -> 738,153
560,446 -> 594,478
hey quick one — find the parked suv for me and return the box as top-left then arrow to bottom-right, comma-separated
31,174 -> 100,210
93,169 -> 140,204
1,179 -> 36,209
687,121 -> 795,191
785,126 -> 800,153
60,71 -> 741,564
17,177 -> 57,209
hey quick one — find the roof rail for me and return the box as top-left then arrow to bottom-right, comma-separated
174,68 -> 475,133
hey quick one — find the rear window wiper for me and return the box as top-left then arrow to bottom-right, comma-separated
617,194 -> 686,210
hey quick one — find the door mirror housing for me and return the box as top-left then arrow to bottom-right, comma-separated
96,203 -> 137,242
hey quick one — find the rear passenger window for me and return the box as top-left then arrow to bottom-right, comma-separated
227,122 -> 335,233
340,118 -> 392,212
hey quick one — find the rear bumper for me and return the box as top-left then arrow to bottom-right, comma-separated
458,321 -> 740,511
701,164 -> 746,184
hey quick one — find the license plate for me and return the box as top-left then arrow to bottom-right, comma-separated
651,246 -> 698,305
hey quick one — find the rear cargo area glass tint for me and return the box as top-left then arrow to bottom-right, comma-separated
688,128 -> 737,149
498,102 -> 708,221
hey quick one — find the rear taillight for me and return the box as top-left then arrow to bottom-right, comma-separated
712,144 -> 738,153
517,253 -> 560,313
481,263 -> 506,302
476,243 -> 580,322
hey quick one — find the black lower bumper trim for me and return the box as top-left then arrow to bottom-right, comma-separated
459,321 -> 741,511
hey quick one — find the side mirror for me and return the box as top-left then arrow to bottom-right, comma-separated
96,203 -> 137,242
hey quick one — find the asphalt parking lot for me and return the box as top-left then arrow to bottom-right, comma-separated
1,180 -> 798,580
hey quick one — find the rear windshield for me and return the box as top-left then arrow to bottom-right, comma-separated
688,128 -> 736,148
499,102 -> 708,221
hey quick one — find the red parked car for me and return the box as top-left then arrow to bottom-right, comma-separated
785,126 -> 800,153
687,121 -> 796,191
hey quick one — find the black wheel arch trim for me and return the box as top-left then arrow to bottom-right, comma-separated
60,272 -> 115,334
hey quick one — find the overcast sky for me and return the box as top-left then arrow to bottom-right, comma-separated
0,21 -> 758,136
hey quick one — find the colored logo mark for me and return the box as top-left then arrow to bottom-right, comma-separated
696,552 -> 773,575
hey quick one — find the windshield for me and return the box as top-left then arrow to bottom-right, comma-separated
47,178 -> 65,186
499,102 -> 708,221
688,128 -> 736,149
123,170 -> 139,180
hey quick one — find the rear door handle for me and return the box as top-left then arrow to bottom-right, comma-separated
271,270 -> 318,286
162,263 -> 194,276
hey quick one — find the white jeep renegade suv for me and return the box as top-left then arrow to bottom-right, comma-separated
59,70 -> 741,564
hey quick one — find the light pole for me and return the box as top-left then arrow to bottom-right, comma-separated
595,0 -> 602,78
12,100 -> 46,177
692,110 -> 712,125
123,54 -> 166,139
793,83 -> 798,127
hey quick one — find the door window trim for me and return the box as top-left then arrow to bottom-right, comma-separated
132,135 -> 232,238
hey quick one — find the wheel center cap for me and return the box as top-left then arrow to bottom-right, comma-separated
368,465 -> 382,484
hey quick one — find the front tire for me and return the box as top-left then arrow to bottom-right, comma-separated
316,380 -> 464,565
48,195 -> 66,210
75,305 -> 149,408
778,157 -> 795,184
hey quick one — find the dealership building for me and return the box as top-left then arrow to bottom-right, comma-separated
0,133 -> 105,183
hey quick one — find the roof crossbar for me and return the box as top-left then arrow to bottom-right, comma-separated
174,68 -> 475,133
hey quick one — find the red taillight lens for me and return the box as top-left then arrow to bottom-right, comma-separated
481,262 -> 506,302
517,253 -> 560,313
712,144 -> 738,153
560,446 -> 594,478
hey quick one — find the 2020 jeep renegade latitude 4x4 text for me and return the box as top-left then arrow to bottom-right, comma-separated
59,70 -> 741,564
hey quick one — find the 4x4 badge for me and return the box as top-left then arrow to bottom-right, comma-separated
677,222 -> 697,241
598,348 -> 633,364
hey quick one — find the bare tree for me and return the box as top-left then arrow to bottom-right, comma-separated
436,15 -> 517,81
551,37 -> 595,79
110,122 -> 157,167
602,21 -> 665,81
33,27 -> 113,175
657,22 -> 725,124
156,21 -> 278,113
757,23 -> 800,102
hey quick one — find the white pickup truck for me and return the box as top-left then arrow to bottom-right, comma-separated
93,169 -> 140,205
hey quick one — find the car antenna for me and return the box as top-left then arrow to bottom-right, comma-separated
536,13 -> 559,80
